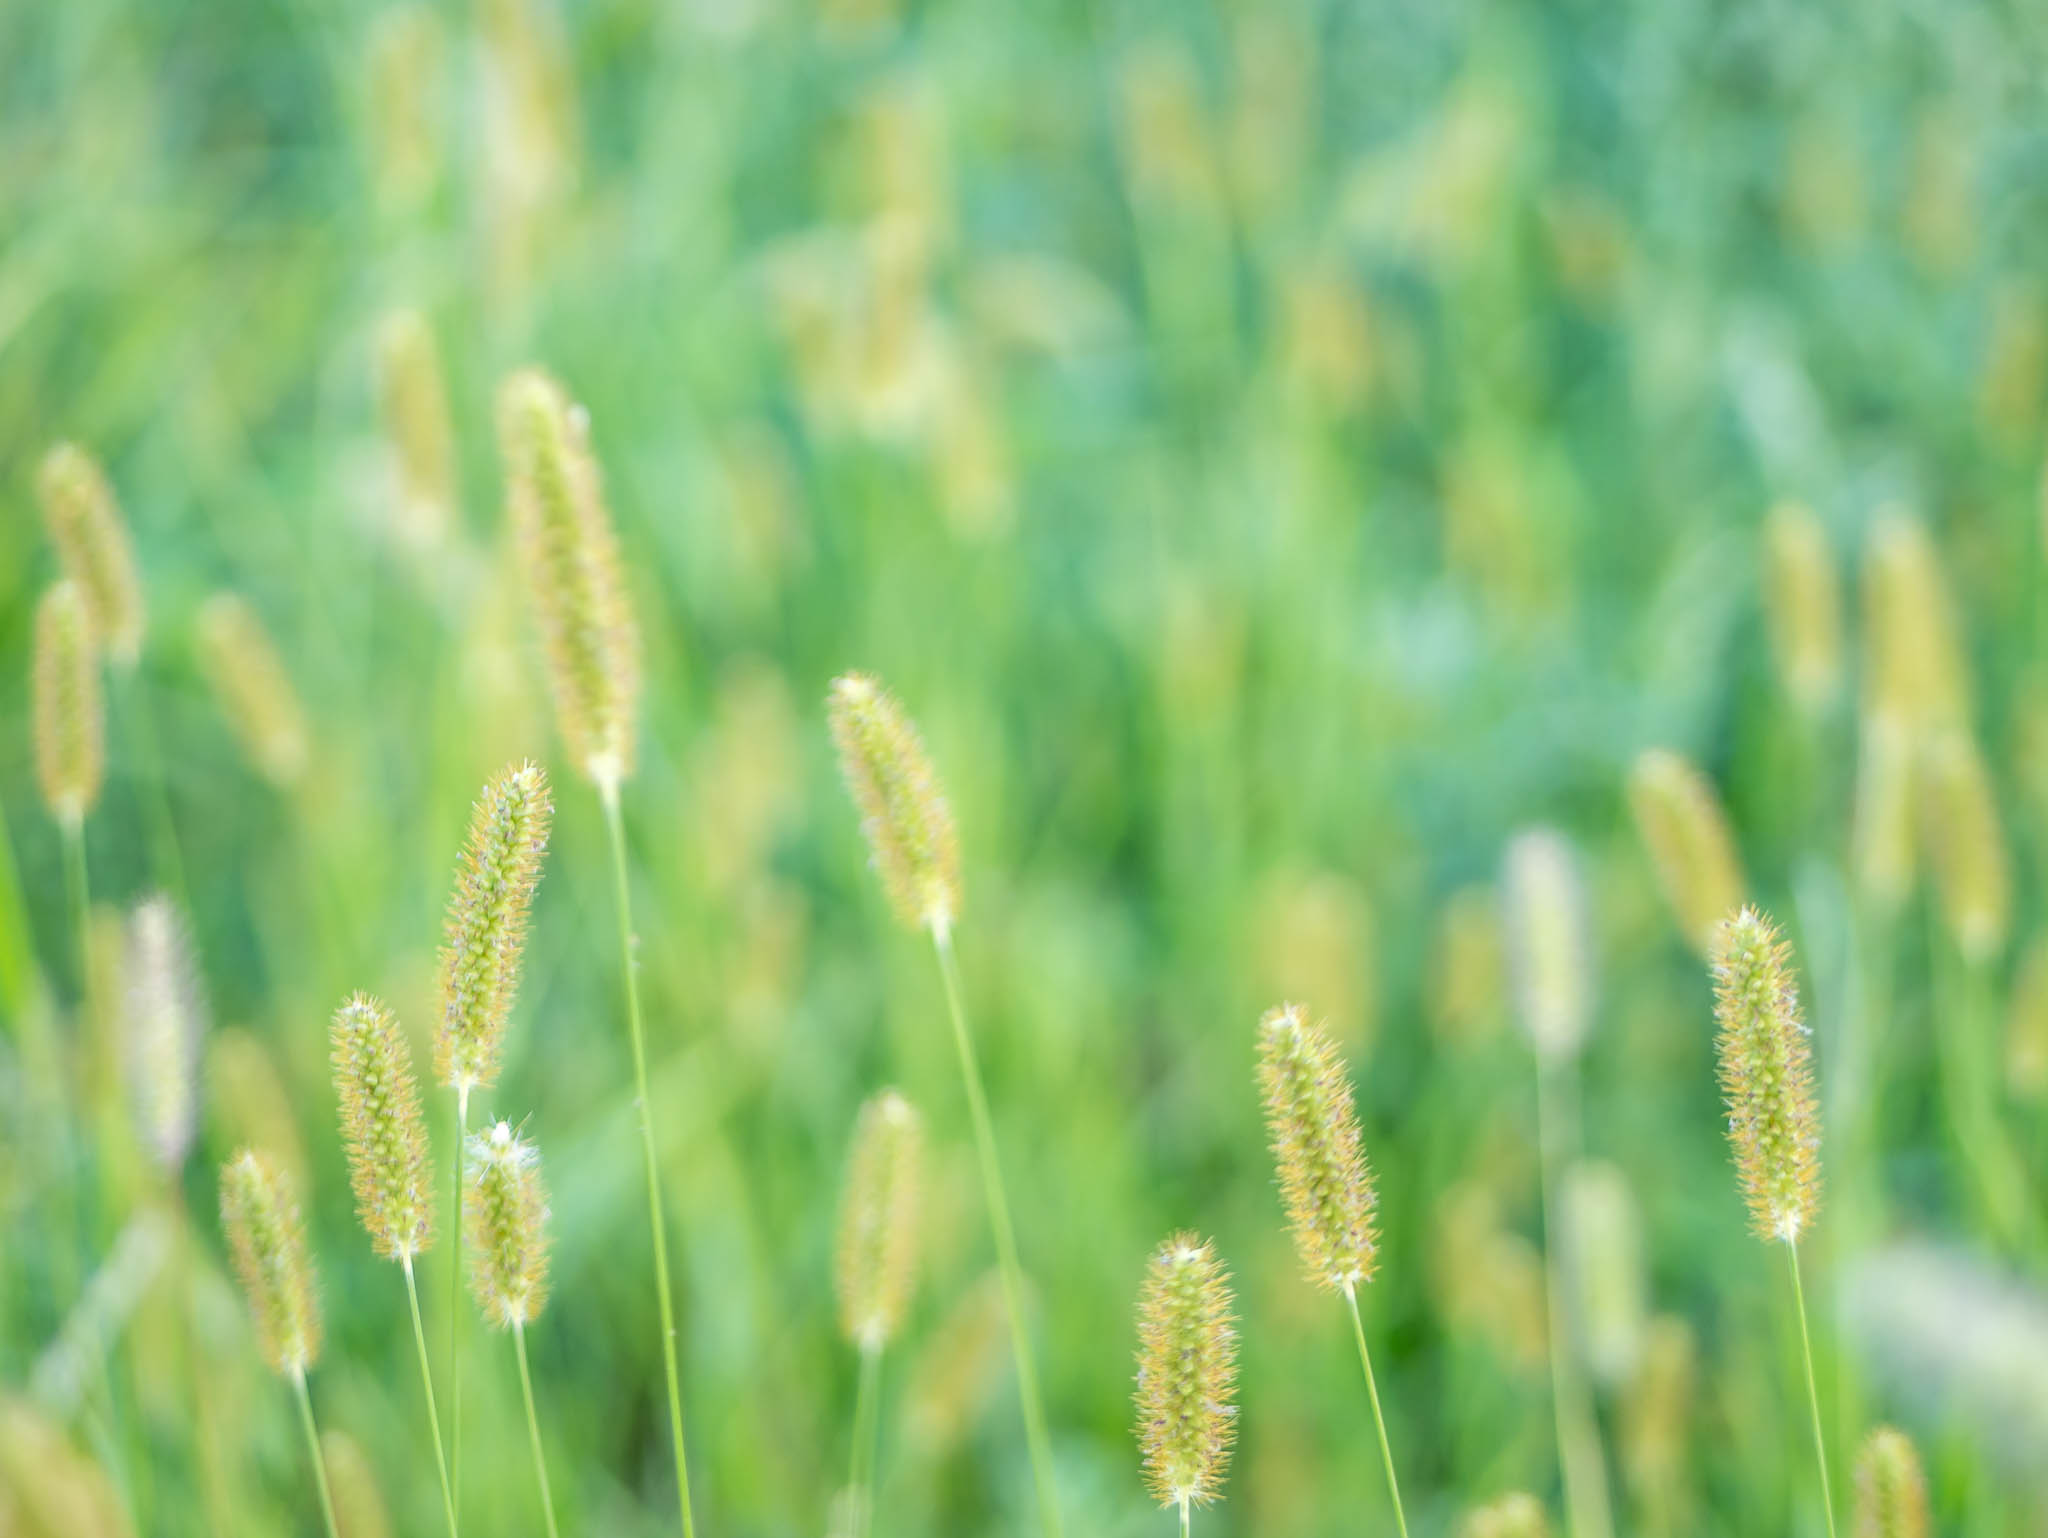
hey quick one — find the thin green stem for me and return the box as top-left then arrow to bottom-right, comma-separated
116,664 -> 191,914
846,1341 -> 882,1538
513,1323 -> 561,1538
62,819 -> 91,1019
1787,1242 -> 1837,1538
931,925 -> 1061,1538
290,1368 -> 342,1538
1534,1061 -> 1615,1538
403,1257 -> 459,1538
450,1091 -> 468,1530
1178,1494 -> 1190,1538
1341,1286 -> 1410,1538
601,780 -> 697,1538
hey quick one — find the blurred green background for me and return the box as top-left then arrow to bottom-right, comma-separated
3,0 -> 2048,1534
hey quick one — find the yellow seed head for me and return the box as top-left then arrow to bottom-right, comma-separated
330,993 -> 435,1261
497,367 -> 639,787
33,581 -> 103,829
1257,1003 -> 1378,1291
37,443 -> 144,665
218,1148 -> 321,1374
1851,1426 -> 1929,1538
196,593 -> 310,787
1915,732 -> 2010,962
376,309 -> 459,548
1710,908 -> 1821,1243
436,762 -> 553,1098
1862,513 -> 1968,735
827,672 -> 961,933
125,897 -> 204,1175
835,1089 -> 923,1351
1133,1233 -> 1237,1510
1462,1493 -> 1551,1538
1629,750 -> 1746,956
466,1119 -> 550,1329
1500,828 -> 1592,1063
1761,500 -> 1842,712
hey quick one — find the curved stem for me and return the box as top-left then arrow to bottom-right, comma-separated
846,1342 -> 881,1538
403,1257 -> 459,1538
931,925 -> 1062,1538
1342,1285 -> 1410,1538
1534,1061 -> 1615,1538
514,1323 -> 561,1538
601,780 -> 697,1538
1787,1241 -> 1838,1538
290,1367 -> 342,1538
450,1090 -> 468,1530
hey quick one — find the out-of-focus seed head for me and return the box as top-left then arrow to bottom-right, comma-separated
1500,828 -> 1593,1063
835,1089 -> 923,1351
466,1119 -> 550,1329
1559,1160 -> 1646,1386
33,581 -> 103,828
1862,513 -> 1968,736
827,672 -> 961,934
1915,732 -> 2010,963
436,762 -> 553,1100
37,443 -> 145,666
1852,716 -> 1918,911
207,1029 -> 308,1190
196,594 -> 310,787
1710,908 -> 1821,1243
322,1428 -> 395,1538
330,993 -> 435,1261
125,897 -> 205,1175
1851,1426 -> 1929,1538
1429,885 -> 1507,1049
0,1395 -> 134,1538
497,367 -> 639,787
376,309 -> 459,550
1256,1003 -> 1378,1292
1761,501 -> 1842,713
1133,1233 -> 1237,1510
1462,1493 -> 1551,1538
219,1148 -> 321,1375
1621,1315 -> 1697,1535
1628,750 -> 1746,956
365,6 -> 445,217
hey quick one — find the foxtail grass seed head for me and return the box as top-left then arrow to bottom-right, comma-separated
436,762 -> 553,1098
1257,1003 -> 1378,1291
1628,749 -> 1746,956
1761,500 -> 1842,712
33,581 -> 103,828
827,672 -> 962,933
1133,1233 -> 1237,1511
1710,908 -> 1821,1243
836,1089 -> 923,1351
37,443 -> 144,666
1500,828 -> 1593,1063
1862,513 -> 1968,735
498,367 -> 639,787
377,309 -> 459,547
330,993 -> 434,1261
125,897 -> 204,1175
219,1148 -> 321,1374
1462,1494 -> 1551,1538
196,593 -> 310,787
466,1119 -> 550,1329
1916,732 -> 2010,962
1851,1427 -> 1928,1538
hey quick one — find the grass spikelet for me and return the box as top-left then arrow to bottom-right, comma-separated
827,671 -> 961,933
498,367 -> 639,787
1862,513 -> 1967,734
466,1120 -> 551,1329
1628,749 -> 1746,956
377,309 -> 459,547
1500,829 -> 1592,1063
1257,1003 -> 1377,1291
330,993 -> 435,1262
436,761 -> 553,1098
1915,732 -> 2010,962
1851,1427 -> 1928,1538
37,442 -> 144,665
1462,1494 -> 1551,1538
1710,907 -> 1821,1242
125,895 -> 204,1175
219,1148 -> 321,1375
196,593 -> 310,787
1761,500 -> 1842,712
836,1089 -> 923,1351
1133,1233 -> 1237,1514
33,580 -> 104,828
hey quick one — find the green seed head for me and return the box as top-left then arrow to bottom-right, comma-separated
827,672 -> 961,934
219,1148 -> 321,1375
1133,1233 -> 1237,1510
835,1089 -> 923,1351
1629,749 -> 1746,956
1710,907 -> 1821,1243
196,593 -> 310,787
37,443 -> 144,665
466,1119 -> 551,1329
1852,1426 -> 1929,1538
125,896 -> 204,1176
1501,828 -> 1592,1063
1257,1003 -> 1378,1291
33,581 -> 103,829
330,993 -> 435,1261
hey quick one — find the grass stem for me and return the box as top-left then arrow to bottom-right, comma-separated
847,1340 -> 881,1538
1534,1062 -> 1615,1538
450,1091 -> 468,1530
290,1367 -> 343,1538
403,1256 -> 460,1538
1786,1240 -> 1837,1538
116,664 -> 190,914
514,1323 -> 562,1538
1341,1284 -> 1410,1538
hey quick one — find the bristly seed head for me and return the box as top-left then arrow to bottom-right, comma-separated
1629,749 -> 1746,957
1710,907 -> 1821,1244
125,896 -> 204,1175
826,672 -> 961,934
196,593 -> 310,787
1133,1232 -> 1237,1510
436,762 -> 553,1099
1500,828 -> 1593,1064
1257,1003 -> 1378,1292
835,1089 -> 923,1352
37,442 -> 145,665
466,1119 -> 551,1329
219,1148 -> 321,1375
1851,1426 -> 1929,1538
330,993 -> 435,1261
497,367 -> 640,788
33,580 -> 104,829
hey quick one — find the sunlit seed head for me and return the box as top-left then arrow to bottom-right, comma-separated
436,762 -> 553,1099
827,672 -> 961,933
1761,500 -> 1842,713
33,581 -> 103,829
1862,512 -> 1968,736
376,308 -> 459,549
1256,1003 -> 1378,1292
835,1090 -> 923,1351
330,993 -> 435,1262
196,593 -> 310,787
1709,908 -> 1821,1244
125,896 -> 205,1175
219,1148 -> 321,1374
497,367 -> 639,788
466,1119 -> 550,1329
1628,749 -> 1746,957
1500,828 -> 1593,1063
37,443 -> 144,666
1851,1426 -> 1929,1538
1133,1232 -> 1237,1510
1915,731 -> 2010,963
